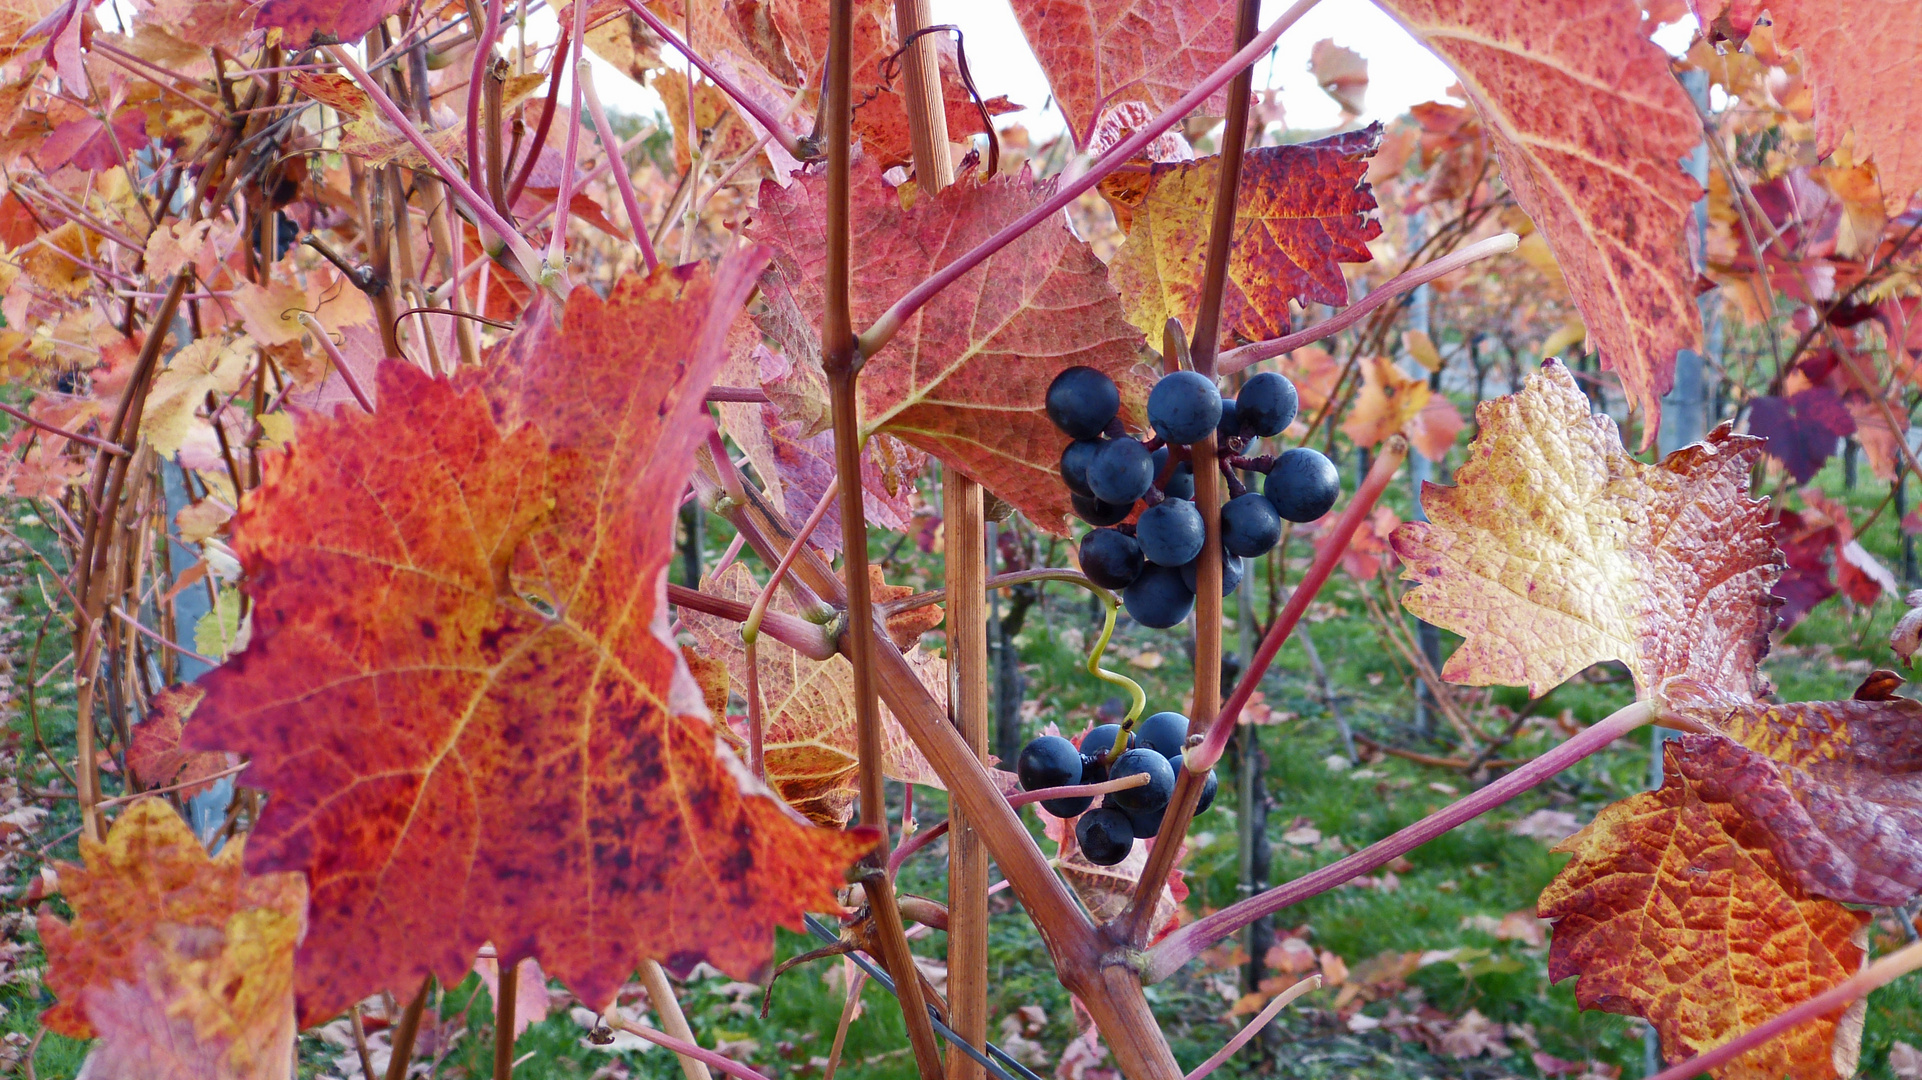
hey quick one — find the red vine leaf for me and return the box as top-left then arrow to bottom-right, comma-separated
1392,360 -> 1779,699
1107,128 -> 1383,344
1008,0 -> 1237,148
751,158 -> 1156,534
1539,744 -> 1869,1080
1693,0 -> 1922,207
187,260 -> 872,1023
126,684 -> 234,798
1746,387 -> 1855,484
682,562 -> 945,827
253,0 -> 407,48
1372,0 -> 1703,440
38,799 -> 306,1043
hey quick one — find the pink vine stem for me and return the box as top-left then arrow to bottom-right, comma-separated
463,0 -> 503,209
1644,938 -> 1922,1080
615,0 -> 807,160
324,44 -> 549,291
577,59 -> 659,271
742,491 -> 840,782
1144,697 -> 1656,983
1185,975 -> 1320,1080
605,1014 -> 775,1080
1219,233 -> 1520,373
296,313 -> 376,414
545,0 -> 591,270
0,402 -> 127,456
856,0 -> 1326,358
886,773 -> 1152,875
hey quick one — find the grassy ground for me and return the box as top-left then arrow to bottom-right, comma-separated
4,444 -> 1920,1080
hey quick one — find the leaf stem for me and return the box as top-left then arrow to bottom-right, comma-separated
1184,975 -> 1319,1080
1190,437 -> 1407,773
855,0 -> 1327,358
577,60 -> 659,271
641,959 -> 715,1080
385,979 -> 432,1080
666,583 -> 838,660
616,0 -> 809,160
297,313 -> 377,413
606,1012 -> 775,1080
0,401 -> 128,456
1218,234 -> 1518,374
544,0 -> 590,273
465,0 -> 503,217
1643,938 -> 1922,1080
742,491 -> 840,781
888,773 -> 1152,875
493,957 -> 517,1080
1143,697 -> 1655,982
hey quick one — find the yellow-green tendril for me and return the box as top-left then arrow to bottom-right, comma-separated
1086,598 -> 1147,727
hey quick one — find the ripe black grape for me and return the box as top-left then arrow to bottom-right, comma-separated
1150,444 -> 1170,484
1017,735 -> 1090,815
1237,371 -> 1298,437
1109,748 -> 1175,814
1060,439 -> 1103,497
1046,366 -> 1120,440
1076,807 -> 1135,865
1136,711 -> 1189,758
1079,528 -> 1144,590
1136,498 -> 1204,566
1123,565 -> 1195,628
1147,370 -> 1223,444
1123,801 -> 1165,840
1071,493 -> 1132,527
1220,491 -> 1282,557
1088,436 -> 1155,505
1161,460 -> 1195,500
1216,397 -> 1241,442
1181,552 -> 1244,596
1172,754 -> 1219,813
1266,446 -> 1341,523
1079,723 -> 1131,772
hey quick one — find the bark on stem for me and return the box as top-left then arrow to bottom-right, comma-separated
1145,698 -> 1655,982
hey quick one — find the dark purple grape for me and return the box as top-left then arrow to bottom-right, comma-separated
1076,807 -> 1135,865
1060,439 -> 1103,497
1046,366 -> 1120,440
1079,723 -> 1132,772
1109,748 -> 1175,814
1079,528 -> 1144,590
1136,711 -> 1189,758
1180,552 -> 1244,596
1220,491 -> 1282,557
1216,397 -> 1241,442
1160,460 -> 1195,500
1123,801 -> 1165,839
1018,735 -> 1092,817
1147,370 -> 1223,444
1172,753 -> 1219,813
1266,446 -> 1341,523
1088,436 -> 1155,505
1237,371 -> 1298,437
1136,498 -> 1204,567
1071,493 -> 1132,527
1123,565 -> 1195,628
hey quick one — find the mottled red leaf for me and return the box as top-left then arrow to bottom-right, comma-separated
751,158 -> 1156,534
187,260 -> 871,1023
126,684 -> 234,798
253,0 -> 407,46
1373,0 -> 1703,440
1009,0 -> 1237,147
1747,387 -> 1854,483
1107,128 -> 1382,344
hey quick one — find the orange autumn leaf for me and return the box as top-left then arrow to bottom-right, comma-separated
751,158 -> 1156,534
680,562 -> 945,827
1342,355 -> 1464,460
187,260 -> 872,1023
1108,129 -> 1383,344
1375,0 -> 1703,440
1009,0 -> 1237,147
1393,360 -> 1778,699
1539,744 -> 1869,1080
39,799 -> 306,1044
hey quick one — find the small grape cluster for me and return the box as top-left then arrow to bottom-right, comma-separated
1015,713 -> 1219,866
1046,366 -> 1342,629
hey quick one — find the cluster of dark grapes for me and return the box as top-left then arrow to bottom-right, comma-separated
1046,366 -> 1341,630
1014,713 -> 1219,866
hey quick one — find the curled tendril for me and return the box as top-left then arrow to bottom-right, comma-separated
879,25 -> 1001,178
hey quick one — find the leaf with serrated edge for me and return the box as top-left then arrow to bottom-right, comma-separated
1371,0 -> 1702,439
187,260 -> 872,1023
681,562 -> 944,827
1539,744 -> 1868,1080
751,159 -> 1156,534
38,799 -> 306,1042
1391,360 -> 1778,699
1109,128 -> 1382,344
1008,0 -> 1236,147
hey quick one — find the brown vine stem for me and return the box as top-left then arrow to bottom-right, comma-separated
665,583 -> 837,660
384,979 -> 432,1080
886,0 -> 986,1071
1191,437 -> 1409,774
1646,937 -> 1922,1080
1144,697 -> 1655,982
821,0 -> 942,1072
492,958 -> 517,1080
1218,233 -> 1518,373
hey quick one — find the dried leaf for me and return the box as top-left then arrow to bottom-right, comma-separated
1108,129 -> 1382,344
1309,39 -> 1368,116
1393,361 -> 1778,698
1376,0 -> 1703,439
752,159 -> 1155,534
1009,0 -> 1237,147
187,261 -> 872,1022
143,336 -> 250,460
39,799 -> 306,1042
1540,745 -> 1869,1080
